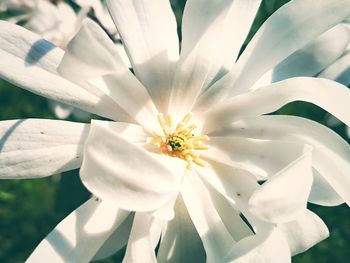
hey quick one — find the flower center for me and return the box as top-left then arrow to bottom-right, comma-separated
147,113 -> 209,169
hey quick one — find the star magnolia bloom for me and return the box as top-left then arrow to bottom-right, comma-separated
0,0 -> 350,262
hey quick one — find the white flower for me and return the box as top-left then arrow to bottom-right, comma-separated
0,0 -> 350,262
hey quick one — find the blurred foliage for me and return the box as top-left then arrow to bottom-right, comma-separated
0,0 -> 349,262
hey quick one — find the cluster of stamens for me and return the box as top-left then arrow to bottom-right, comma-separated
147,113 -> 209,169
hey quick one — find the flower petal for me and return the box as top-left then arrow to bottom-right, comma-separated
319,50 -> 350,86
27,198 -> 129,263
211,115 -> 347,206
157,196 -> 206,263
254,24 -> 350,87
197,0 -> 350,107
0,21 -> 120,120
0,119 -> 88,179
169,0 -> 261,118
204,137 -> 313,180
278,209 -> 329,256
80,120 -> 185,212
181,173 -> 235,262
203,77 -> 350,133
248,148 -> 313,223
93,214 -> 134,261
225,227 -> 291,263
123,213 -> 162,263
57,19 -> 159,131
106,0 -> 179,113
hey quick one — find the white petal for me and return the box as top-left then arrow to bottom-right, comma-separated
181,173 -> 235,262
93,214 -> 134,261
123,213 -> 162,263
204,137 -> 313,180
278,209 -> 329,256
169,0 -> 261,118
106,0 -> 179,113
225,227 -> 291,263
80,120 -> 185,212
157,196 -> 206,263
27,198 -> 129,263
49,101 -> 74,119
230,0 -> 350,96
319,50 -> 350,86
0,119 -> 88,179
248,148 -> 313,223
0,21 -> 121,120
254,24 -> 350,87
58,19 -> 159,131
203,77 -> 350,133
197,0 -> 350,108
58,19 -> 128,81
211,115 -> 347,206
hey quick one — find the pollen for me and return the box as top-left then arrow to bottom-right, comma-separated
147,113 -> 209,169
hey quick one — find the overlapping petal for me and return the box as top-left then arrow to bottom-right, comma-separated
202,77 -> 350,133
27,198 -> 129,263
0,21 -> 121,120
106,0 -> 179,113
169,0 -> 261,119
0,119 -> 88,178
211,115 -> 348,206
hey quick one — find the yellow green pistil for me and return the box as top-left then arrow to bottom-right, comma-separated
148,113 -> 209,169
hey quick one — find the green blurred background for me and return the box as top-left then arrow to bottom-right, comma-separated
0,0 -> 349,262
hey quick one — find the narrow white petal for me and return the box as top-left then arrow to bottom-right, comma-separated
203,77 -> 350,133
204,137 -> 312,180
0,119 -> 88,179
106,0 -> 179,112
123,213 -> 162,263
319,50 -> 350,86
248,149 -> 313,223
80,120 -> 185,212
225,227 -> 291,263
278,209 -> 329,256
27,198 -> 129,263
0,21 -> 120,120
169,0 -> 261,117
212,115 -> 347,206
230,0 -> 350,96
157,196 -> 206,263
93,214 -> 134,261
254,24 -> 350,87
181,173 -> 235,262
197,0 -> 350,108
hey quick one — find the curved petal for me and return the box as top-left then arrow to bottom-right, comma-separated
27,198 -> 129,263
80,120 -> 185,212
0,119 -> 88,179
106,0 -> 179,113
319,50 -> 350,86
253,24 -> 350,87
58,19 -> 159,131
0,21 -> 120,120
225,227 -> 291,263
211,115 -> 348,206
93,214 -> 134,261
197,0 -> 350,108
123,213 -> 162,263
157,196 -> 206,263
278,209 -> 329,256
204,137 -> 313,180
169,0 -> 261,118
248,148 -> 313,223
202,77 -> 350,133
181,173 -> 235,262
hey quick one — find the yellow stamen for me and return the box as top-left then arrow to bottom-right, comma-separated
149,113 -> 209,170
